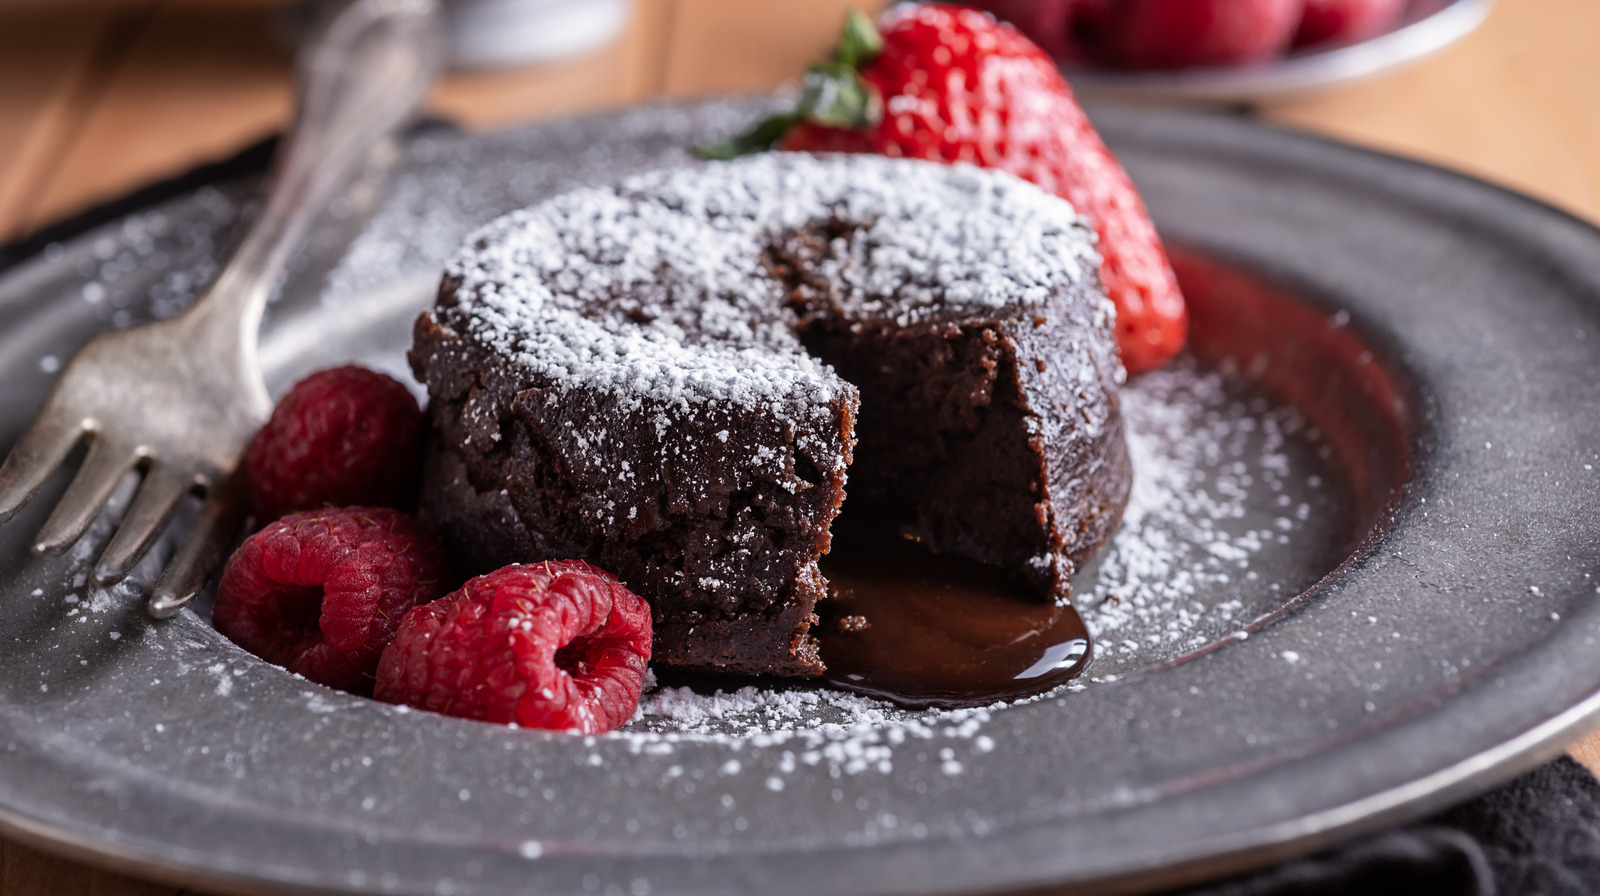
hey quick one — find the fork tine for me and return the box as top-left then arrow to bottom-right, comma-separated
147,479 -> 249,618
32,438 -> 139,555
93,465 -> 193,586
0,417 -> 87,524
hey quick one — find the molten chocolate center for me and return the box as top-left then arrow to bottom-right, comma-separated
817,505 -> 1091,708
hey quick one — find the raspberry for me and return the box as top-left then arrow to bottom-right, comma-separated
247,365 -> 425,522
213,507 -> 449,694
1295,0 -> 1406,48
374,561 -> 653,734
1101,0 -> 1305,70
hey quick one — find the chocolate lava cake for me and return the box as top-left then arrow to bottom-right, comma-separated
409,153 -> 1131,678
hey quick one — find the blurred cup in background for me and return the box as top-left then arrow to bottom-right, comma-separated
445,0 -> 635,69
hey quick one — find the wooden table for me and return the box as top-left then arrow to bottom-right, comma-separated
1,0 -> 1597,892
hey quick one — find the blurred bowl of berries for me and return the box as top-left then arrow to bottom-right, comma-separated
968,0 -> 1492,103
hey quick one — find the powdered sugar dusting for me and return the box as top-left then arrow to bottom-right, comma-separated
444,153 -> 1098,414
610,684 -> 996,778
1077,358 -> 1343,680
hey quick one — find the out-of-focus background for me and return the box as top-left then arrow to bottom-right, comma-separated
0,0 -> 1596,245
0,0 -> 1596,892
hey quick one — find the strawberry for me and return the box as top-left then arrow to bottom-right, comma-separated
1294,0 -> 1406,48
701,5 -> 1186,374
1098,0 -> 1305,70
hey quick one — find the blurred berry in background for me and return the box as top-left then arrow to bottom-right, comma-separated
967,0 -> 1413,70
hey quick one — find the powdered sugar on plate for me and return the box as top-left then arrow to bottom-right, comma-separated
618,683 -> 994,778
1076,358 -> 1344,681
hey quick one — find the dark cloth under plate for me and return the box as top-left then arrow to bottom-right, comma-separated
1177,758 -> 1600,896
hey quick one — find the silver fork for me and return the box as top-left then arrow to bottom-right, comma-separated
0,0 -> 441,617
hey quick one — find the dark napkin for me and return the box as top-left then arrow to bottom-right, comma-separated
1177,757 -> 1600,896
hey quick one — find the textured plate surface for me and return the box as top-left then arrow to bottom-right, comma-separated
1066,0 -> 1492,104
1,103 -> 1600,896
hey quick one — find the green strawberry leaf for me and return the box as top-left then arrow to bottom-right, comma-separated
697,113 -> 801,161
834,9 -> 885,68
693,8 -> 886,160
795,61 -> 881,130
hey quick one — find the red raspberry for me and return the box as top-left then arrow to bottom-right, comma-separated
374,561 -> 653,734
707,5 -> 1187,374
247,365 -> 425,522
213,507 -> 448,694
1100,0 -> 1305,69
1294,0 -> 1406,48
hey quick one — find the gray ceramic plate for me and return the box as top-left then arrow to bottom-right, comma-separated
2,101 -> 1599,896
1066,0 -> 1492,104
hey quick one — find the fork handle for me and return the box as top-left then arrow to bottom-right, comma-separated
181,0 -> 442,391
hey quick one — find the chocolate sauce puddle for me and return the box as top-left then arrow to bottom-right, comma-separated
817,506 -> 1092,709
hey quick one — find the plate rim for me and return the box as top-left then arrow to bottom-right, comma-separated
1,102 -> 1599,896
